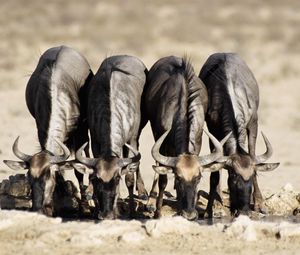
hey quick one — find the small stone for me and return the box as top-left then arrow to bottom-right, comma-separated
282,183 -> 294,192
224,215 -> 257,241
145,216 -> 197,237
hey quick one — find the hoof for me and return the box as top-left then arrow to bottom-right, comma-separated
146,204 -> 156,213
138,194 -> 148,201
154,211 -> 161,219
41,205 -> 54,217
254,202 -> 268,214
146,197 -> 157,212
204,211 -> 213,219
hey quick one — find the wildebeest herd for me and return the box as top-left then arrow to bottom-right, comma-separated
3,45 -> 279,220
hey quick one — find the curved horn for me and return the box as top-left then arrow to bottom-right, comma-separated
119,143 -> 141,167
151,129 -> 177,168
255,162 -> 280,172
75,142 -> 98,167
255,132 -> 273,164
216,131 -> 232,163
198,130 -> 225,166
12,136 -> 32,162
49,139 -> 71,164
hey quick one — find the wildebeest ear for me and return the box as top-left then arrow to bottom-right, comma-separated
202,162 -> 226,173
152,165 -> 173,175
255,162 -> 280,172
72,162 -> 93,175
3,160 -> 28,171
120,162 -> 139,175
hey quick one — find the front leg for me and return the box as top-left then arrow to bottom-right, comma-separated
253,173 -> 267,213
205,171 -> 221,218
125,172 -> 135,217
135,166 -> 148,200
147,172 -> 159,212
247,119 -> 266,213
154,174 -> 168,218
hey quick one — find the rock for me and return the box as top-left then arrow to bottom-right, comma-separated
7,177 -> 31,197
0,179 -> 10,195
264,183 -> 300,215
276,222 -> 300,238
296,193 -> 300,203
224,215 -> 257,241
282,183 -> 294,192
145,216 -> 198,237
0,195 -> 32,209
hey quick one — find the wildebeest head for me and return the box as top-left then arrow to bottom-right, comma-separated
222,133 -> 279,216
151,129 -> 230,220
73,143 -> 140,220
3,137 -> 71,215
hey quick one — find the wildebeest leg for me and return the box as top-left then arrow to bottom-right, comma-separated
74,123 -> 90,215
125,172 -> 135,217
248,119 -> 265,213
146,172 -> 159,212
205,140 -> 223,218
42,170 -> 56,216
125,141 -> 137,217
132,140 -> 148,200
154,174 -> 168,218
136,168 -> 148,200
206,171 -> 220,218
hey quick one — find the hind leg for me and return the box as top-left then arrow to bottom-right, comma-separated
248,119 -> 266,213
133,139 -> 148,200
135,167 -> 148,200
125,172 -> 135,217
74,124 -> 91,215
124,140 -> 140,217
205,140 -> 223,218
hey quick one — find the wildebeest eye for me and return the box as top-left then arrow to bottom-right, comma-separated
115,175 -> 121,182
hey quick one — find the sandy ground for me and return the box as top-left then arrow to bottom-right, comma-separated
0,0 -> 300,254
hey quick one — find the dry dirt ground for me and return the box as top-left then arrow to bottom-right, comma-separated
1,0 -> 300,254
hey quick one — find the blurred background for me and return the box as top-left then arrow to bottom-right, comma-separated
0,0 -> 299,194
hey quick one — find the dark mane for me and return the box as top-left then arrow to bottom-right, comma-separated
199,53 -> 241,152
88,64 -> 112,157
173,57 -> 202,154
26,57 -> 56,149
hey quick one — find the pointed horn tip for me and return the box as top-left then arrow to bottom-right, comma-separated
13,136 -> 20,145
76,142 -> 88,156
225,131 -> 233,139
81,142 -> 88,149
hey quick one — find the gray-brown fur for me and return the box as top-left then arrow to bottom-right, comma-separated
74,55 -> 148,219
199,52 -> 279,217
3,45 -> 93,216
143,56 -> 225,220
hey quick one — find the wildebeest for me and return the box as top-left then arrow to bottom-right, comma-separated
3,45 -> 93,216
199,52 -> 279,217
143,56 -> 229,220
73,55 -> 148,220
